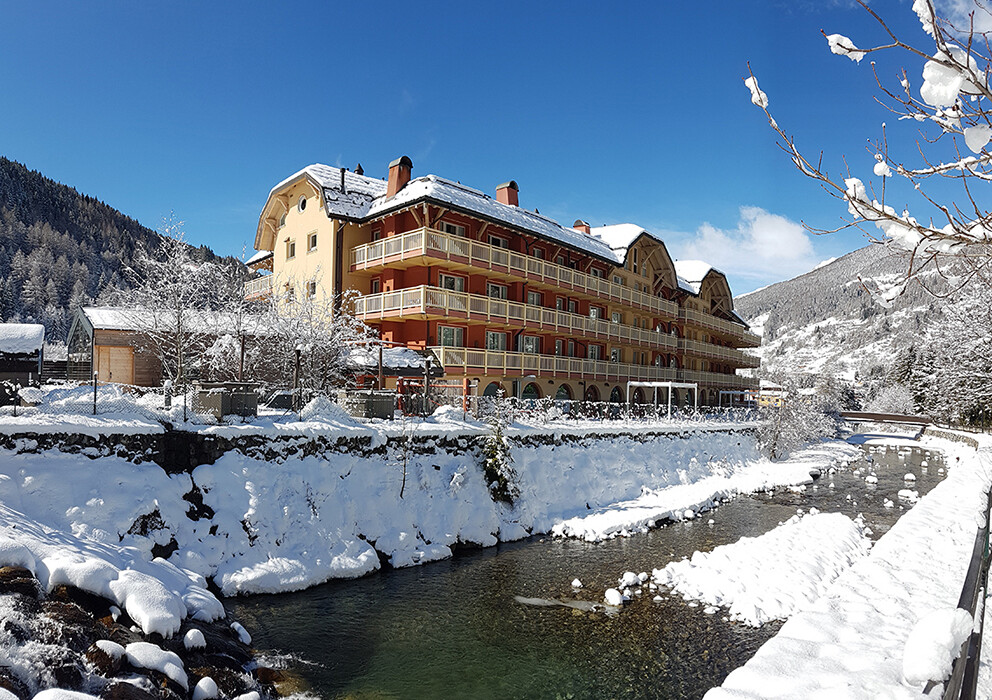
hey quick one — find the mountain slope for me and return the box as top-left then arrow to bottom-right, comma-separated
734,244 -> 943,380
0,157 -> 227,341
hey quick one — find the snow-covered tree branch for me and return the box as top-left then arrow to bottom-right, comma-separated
746,0 -> 992,303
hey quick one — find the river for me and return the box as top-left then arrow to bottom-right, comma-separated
227,440 -> 945,699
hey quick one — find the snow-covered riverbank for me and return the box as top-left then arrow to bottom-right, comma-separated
700,431 -> 992,699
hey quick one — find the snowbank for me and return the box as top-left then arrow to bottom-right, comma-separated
707,434 -> 992,699
553,440 -> 860,541
653,510 -> 871,626
0,422 -> 769,596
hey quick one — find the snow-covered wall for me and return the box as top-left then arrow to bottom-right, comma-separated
0,425 -> 764,597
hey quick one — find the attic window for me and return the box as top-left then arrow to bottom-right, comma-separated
298,195 -> 307,212
279,213 -> 287,228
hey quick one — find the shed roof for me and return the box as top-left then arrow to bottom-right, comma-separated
0,324 -> 44,355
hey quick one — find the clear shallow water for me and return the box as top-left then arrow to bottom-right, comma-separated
228,440 -> 945,700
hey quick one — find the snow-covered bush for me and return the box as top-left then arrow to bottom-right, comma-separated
481,397 -> 519,503
758,377 -> 840,459
866,383 -> 916,415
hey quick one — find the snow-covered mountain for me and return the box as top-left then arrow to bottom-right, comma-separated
734,244 -> 944,380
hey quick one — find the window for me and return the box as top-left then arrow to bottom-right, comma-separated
555,255 -> 567,266
284,285 -> 295,303
486,331 -> 507,351
632,248 -> 639,274
438,326 -> 464,347
532,248 -> 545,259
372,229 -> 382,241
588,344 -> 601,361
613,275 -> 624,285
590,268 -> 604,278
611,311 -> 622,324
487,282 -> 508,299
568,299 -> 578,313
590,307 -> 601,320
655,354 -> 663,366
611,348 -> 622,363
308,232 -> 318,252
298,195 -> 307,212
439,274 -> 465,292
489,235 -> 508,249
279,213 -> 287,228
520,335 -> 541,354
567,340 -> 575,357
555,339 -> 563,355
556,297 -> 565,311
370,278 -> 381,294
286,240 -> 296,259
527,291 -> 542,306
306,281 -> 317,299
442,222 -> 466,237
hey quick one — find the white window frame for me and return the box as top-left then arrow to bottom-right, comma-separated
306,280 -> 317,299
567,340 -> 575,357
527,290 -> 542,306
555,339 -> 563,356
486,331 -> 507,351
370,278 -> 381,294
611,347 -> 622,363
568,299 -> 578,313
588,344 -> 601,361
489,234 -> 509,249
532,247 -> 545,259
487,282 -> 508,299
520,335 -> 541,354
308,232 -> 318,252
439,273 -> 465,292
590,307 -> 601,320
612,275 -> 624,285
611,311 -> 622,325
286,240 -> 296,260
438,326 -> 464,347
590,268 -> 604,278
442,222 -> 466,237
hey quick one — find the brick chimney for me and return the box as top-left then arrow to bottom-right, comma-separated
573,219 -> 591,234
496,180 -> 519,207
386,156 -> 413,198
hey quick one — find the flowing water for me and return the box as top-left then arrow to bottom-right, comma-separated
228,440 -> 945,700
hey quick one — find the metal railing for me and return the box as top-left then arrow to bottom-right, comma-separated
430,346 -> 757,388
352,285 -> 680,352
350,227 -> 682,319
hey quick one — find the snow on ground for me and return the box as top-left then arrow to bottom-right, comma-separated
553,440 -> 860,541
652,510 -> 871,626
0,414 -> 765,596
706,432 -> 992,699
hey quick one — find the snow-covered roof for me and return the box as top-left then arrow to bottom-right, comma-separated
271,164 -> 388,222
366,175 -> 620,263
673,260 -> 719,295
590,224 -> 667,263
0,324 -> 44,355
246,249 -> 272,265
79,307 -> 272,335
346,346 -> 431,373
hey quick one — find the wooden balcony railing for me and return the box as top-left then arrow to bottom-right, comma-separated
679,308 -> 761,347
678,338 -> 762,368
352,286 -> 679,352
244,274 -> 273,298
350,227 -> 680,319
430,346 -> 757,388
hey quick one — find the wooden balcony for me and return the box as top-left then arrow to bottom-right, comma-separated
678,308 -> 761,347
431,346 -> 757,388
244,274 -> 273,299
678,338 -> 762,369
350,227 -> 680,319
352,286 -> 679,352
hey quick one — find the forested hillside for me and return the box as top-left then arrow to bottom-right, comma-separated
0,157 -> 226,343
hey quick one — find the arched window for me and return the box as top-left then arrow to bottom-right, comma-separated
483,381 -> 504,397
522,382 -> 541,400
609,387 -> 624,403
555,384 -> 573,401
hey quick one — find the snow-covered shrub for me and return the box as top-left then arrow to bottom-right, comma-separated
866,383 -> 915,415
482,397 -> 519,503
758,377 -> 840,459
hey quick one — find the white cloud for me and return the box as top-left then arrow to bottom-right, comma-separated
934,0 -> 992,33
668,206 -> 819,282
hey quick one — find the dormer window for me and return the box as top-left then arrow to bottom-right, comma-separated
298,195 -> 307,212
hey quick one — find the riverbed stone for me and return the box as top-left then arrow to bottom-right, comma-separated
0,566 -> 40,599
100,682 -> 161,700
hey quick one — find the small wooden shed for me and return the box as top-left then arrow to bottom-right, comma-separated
0,323 -> 45,385
66,307 -> 162,386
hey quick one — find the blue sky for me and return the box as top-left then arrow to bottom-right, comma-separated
0,1 -> 964,294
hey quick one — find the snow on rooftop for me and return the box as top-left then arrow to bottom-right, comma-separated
673,260 -> 720,295
269,164 -> 388,223
245,249 -> 272,265
346,345 -> 429,371
0,323 -> 44,355
80,307 -> 272,335
366,175 -> 621,263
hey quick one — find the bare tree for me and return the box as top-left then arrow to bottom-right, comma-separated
107,214 -> 224,386
746,0 -> 992,303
